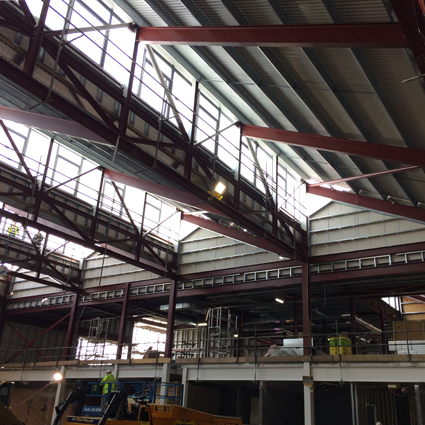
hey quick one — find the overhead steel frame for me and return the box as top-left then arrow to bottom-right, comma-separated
137,23 -> 405,48
0,163 -> 176,278
0,0 -> 420,358
0,1 -> 307,262
306,185 -> 425,224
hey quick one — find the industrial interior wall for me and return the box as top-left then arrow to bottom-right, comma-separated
309,202 -> 425,256
82,254 -> 161,288
259,382 -> 303,425
179,228 -> 281,275
0,321 -> 66,363
186,383 -> 221,415
8,381 -> 58,425
401,296 -> 425,321
355,383 -> 404,425
314,383 -> 352,425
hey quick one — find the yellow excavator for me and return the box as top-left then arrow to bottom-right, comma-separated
53,382 -> 242,425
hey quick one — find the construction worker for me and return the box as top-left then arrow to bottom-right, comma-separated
7,222 -> 19,238
33,231 -> 44,248
100,369 -> 116,406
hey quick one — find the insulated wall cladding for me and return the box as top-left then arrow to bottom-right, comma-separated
309,202 -> 425,256
82,254 -> 158,287
0,322 -> 66,363
179,228 -> 282,274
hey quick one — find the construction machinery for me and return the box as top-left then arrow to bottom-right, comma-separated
54,381 -> 242,425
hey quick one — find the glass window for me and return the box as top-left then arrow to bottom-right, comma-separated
46,0 -> 69,30
140,61 -> 169,114
70,2 -> 106,65
217,117 -> 239,171
170,73 -> 192,133
103,18 -> 134,84
240,141 -> 254,183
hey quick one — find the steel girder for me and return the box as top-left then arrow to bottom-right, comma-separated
307,185 -> 425,223
242,124 -> 425,167
0,57 -> 306,260
137,23 -> 405,48
0,163 -> 175,273
0,206 -> 174,278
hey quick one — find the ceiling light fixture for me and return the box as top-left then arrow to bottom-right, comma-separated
275,298 -> 284,304
214,182 -> 226,195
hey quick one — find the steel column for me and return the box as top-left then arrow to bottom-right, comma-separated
164,279 -> 177,358
137,23 -> 405,48
350,298 -> 357,355
23,0 -> 49,75
302,261 -> 310,355
62,294 -> 78,360
119,37 -> 139,137
184,80 -> 199,180
117,282 -> 130,359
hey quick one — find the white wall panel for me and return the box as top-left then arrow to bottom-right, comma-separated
310,202 -> 425,256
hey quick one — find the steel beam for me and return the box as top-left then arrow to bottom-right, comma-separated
1,206 -> 173,278
307,185 -> 425,223
391,0 -> 425,75
243,124 -> 425,167
164,280 -> 177,358
309,165 -> 420,187
0,106 -> 109,144
23,0 -> 49,75
116,282 -> 130,359
137,23 -> 405,48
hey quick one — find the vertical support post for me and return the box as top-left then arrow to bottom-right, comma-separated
234,127 -> 243,210
350,298 -> 357,354
24,0 -> 50,75
160,363 -> 171,403
62,294 -> 78,360
415,384 -> 425,425
293,301 -> 299,336
0,296 -> 7,345
119,37 -> 139,137
135,192 -> 147,260
117,282 -> 130,359
181,367 -> 189,407
302,261 -> 311,355
164,279 -> 178,358
90,168 -> 105,240
33,138 -> 54,220
303,362 -> 314,425
379,311 -> 387,354
273,156 -> 278,236
185,81 -> 199,180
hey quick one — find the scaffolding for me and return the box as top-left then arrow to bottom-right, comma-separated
77,317 -> 110,360
206,307 -> 238,357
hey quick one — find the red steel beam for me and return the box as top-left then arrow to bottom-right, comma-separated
391,0 -> 425,75
137,23 -> 405,48
0,106 -> 109,144
309,165 -> 420,187
307,185 -> 425,223
242,124 -> 425,167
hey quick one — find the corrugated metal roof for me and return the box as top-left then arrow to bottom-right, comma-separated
122,0 -> 425,206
